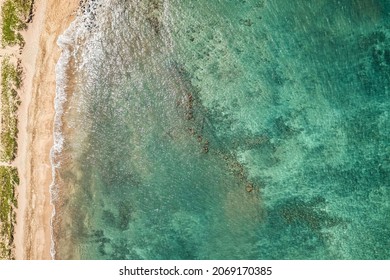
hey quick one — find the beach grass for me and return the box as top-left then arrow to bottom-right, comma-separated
0,57 -> 21,162
0,0 -> 30,261
1,0 -> 33,46
0,166 -> 18,259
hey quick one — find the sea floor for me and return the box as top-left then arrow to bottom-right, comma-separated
53,0 -> 389,259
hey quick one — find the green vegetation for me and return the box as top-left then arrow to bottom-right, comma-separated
0,57 -> 21,162
1,0 -> 33,46
0,58 -> 20,258
0,0 -> 29,261
0,166 -> 18,259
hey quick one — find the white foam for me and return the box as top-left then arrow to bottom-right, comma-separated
50,25 -> 74,260
49,0 -> 175,259
50,0 -> 108,260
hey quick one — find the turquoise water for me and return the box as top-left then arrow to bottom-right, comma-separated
53,0 -> 390,259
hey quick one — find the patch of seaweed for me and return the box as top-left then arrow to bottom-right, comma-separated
145,0 -> 164,35
170,61 -> 264,195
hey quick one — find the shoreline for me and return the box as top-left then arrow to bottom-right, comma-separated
11,0 -> 79,259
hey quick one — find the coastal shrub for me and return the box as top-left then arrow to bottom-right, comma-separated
0,57 -> 21,162
0,0 -> 29,261
1,1 -> 20,46
14,0 -> 33,17
1,0 -> 33,46
0,166 -> 18,260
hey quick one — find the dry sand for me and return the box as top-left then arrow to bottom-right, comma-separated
12,0 -> 80,259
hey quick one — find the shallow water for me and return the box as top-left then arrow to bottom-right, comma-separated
53,0 -> 390,259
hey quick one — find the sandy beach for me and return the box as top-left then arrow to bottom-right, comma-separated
10,0 -> 79,259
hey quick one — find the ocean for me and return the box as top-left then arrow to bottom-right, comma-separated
52,0 -> 390,259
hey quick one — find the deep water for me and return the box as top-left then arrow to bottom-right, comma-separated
53,0 -> 390,259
